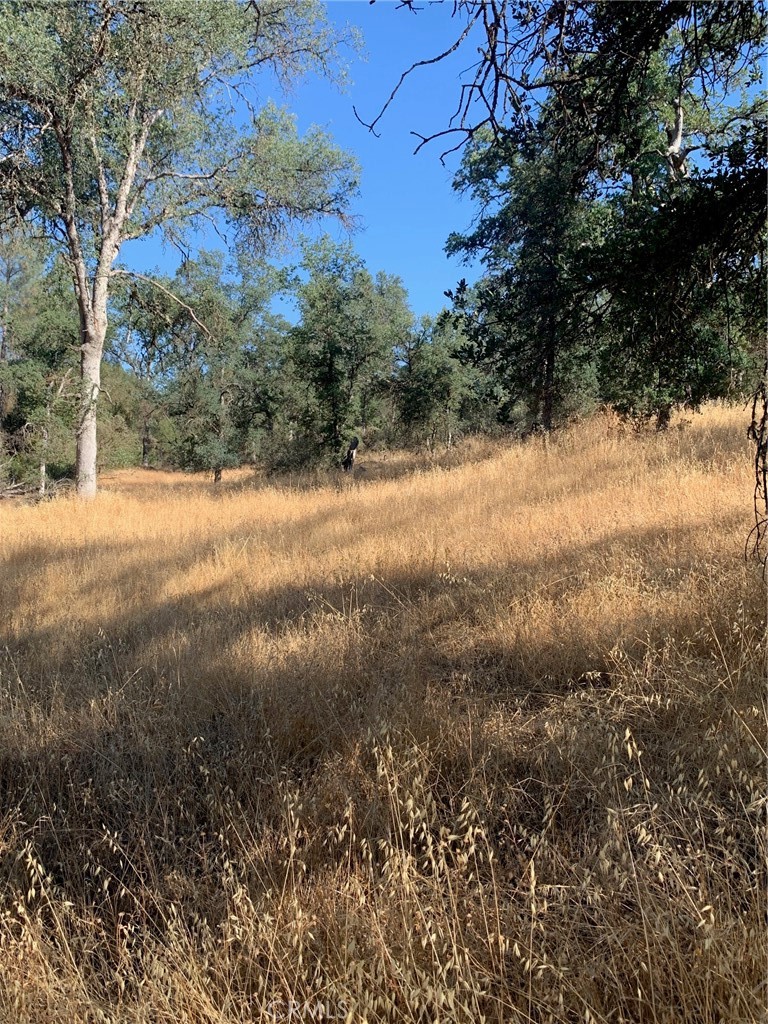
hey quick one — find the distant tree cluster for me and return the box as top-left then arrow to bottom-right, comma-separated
0,230 -> 495,485
438,0 -> 766,431
1,0 -> 765,490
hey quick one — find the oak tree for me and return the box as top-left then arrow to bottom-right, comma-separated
0,0 -> 358,495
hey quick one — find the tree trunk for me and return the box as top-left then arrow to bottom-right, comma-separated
666,96 -> 688,181
541,342 -> 556,432
142,427 -> 151,468
74,252 -> 113,497
39,406 -> 50,497
76,335 -> 103,498
0,295 -> 9,362
213,466 -> 222,484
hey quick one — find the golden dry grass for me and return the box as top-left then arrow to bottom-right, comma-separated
0,404 -> 765,1023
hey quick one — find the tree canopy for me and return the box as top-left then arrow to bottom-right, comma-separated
0,0 -> 358,494
0,0 -> 764,530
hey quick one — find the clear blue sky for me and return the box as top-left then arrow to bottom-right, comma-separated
287,1 -> 483,318
123,1 -> 482,321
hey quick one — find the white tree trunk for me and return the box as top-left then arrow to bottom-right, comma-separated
73,238 -> 114,496
76,334 -> 104,498
39,410 -> 49,497
66,107 -> 154,497
666,97 -> 688,180
0,294 -> 9,362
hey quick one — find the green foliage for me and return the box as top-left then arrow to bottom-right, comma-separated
390,315 -> 481,446
289,238 -> 403,465
0,0 -> 358,247
97,360 -> 150,470
116,253 -> 295,479
445,3 -> 766,429
0,240 -> 79,484
0,0 -> 359,492
588,156 -> 767,422
447,130 -> 601,430
2,1 -> 762,485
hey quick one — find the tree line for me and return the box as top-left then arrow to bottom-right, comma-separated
0,0 -> 765,493
0,233 -> 496,486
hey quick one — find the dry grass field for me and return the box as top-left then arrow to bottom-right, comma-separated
0,404 -> 765,1023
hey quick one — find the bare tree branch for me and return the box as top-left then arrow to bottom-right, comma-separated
110,269 -> 219,345
353,6 -> 482,139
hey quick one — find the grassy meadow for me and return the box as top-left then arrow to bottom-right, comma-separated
0,404 -> 765,1023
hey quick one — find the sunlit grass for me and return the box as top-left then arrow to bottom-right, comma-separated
0,403 -> 765,1023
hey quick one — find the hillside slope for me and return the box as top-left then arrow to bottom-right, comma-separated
0,405 -> 765,1023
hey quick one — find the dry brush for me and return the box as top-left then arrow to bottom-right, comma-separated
0,405 -> 765,1023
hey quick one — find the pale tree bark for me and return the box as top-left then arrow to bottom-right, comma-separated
666,96 -> 689,181
39,422 -> 47,497
65,106 -> 161,497
76,337 -> 103,497
75,265 -> 114,497
0,295 -> 8,362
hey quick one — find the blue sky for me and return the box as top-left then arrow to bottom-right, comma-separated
118,2 -> 763,322
287,1 -> 483,318
123,1 -> 483,321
